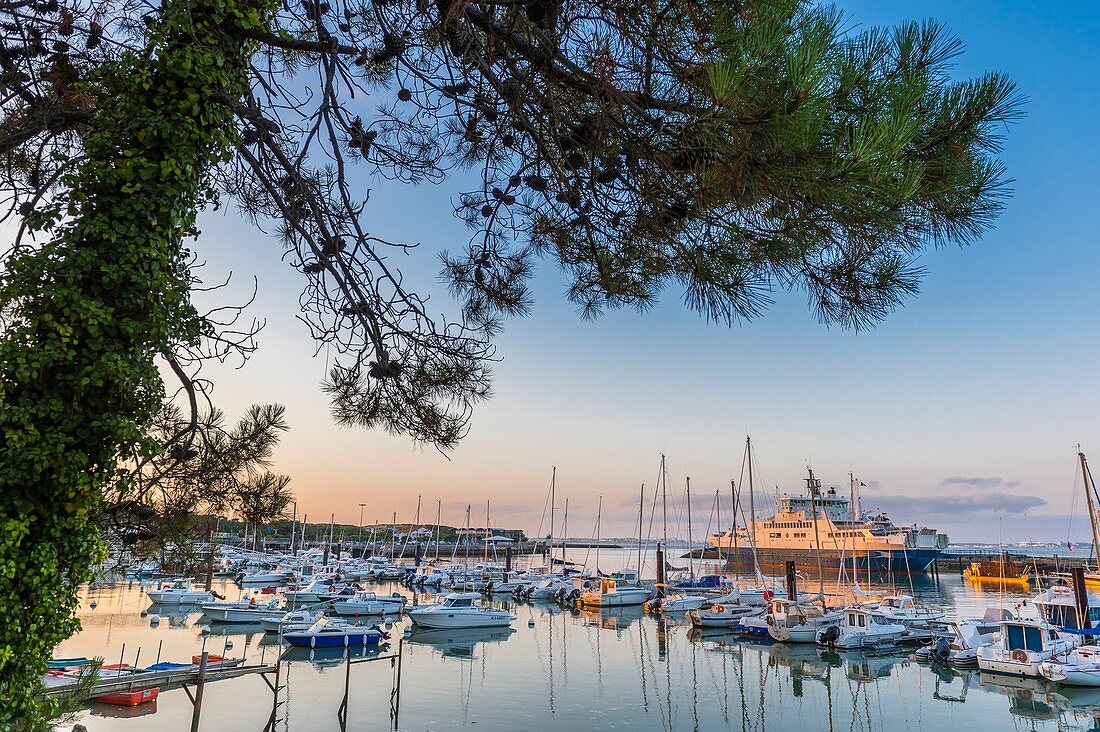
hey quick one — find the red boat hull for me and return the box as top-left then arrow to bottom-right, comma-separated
95,688 -> 159,706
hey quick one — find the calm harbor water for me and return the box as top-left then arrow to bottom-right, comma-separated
57,551 -> 1100,731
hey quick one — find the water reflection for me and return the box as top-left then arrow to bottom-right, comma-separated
56,576 -> 1100,732
406,626 -> 516,658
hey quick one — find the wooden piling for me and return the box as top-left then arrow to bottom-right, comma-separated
190,651 -> 208,732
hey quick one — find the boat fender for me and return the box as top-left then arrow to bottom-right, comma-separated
714,605 -> 725,613
766,615 -> 774,626
329,584 -> 336,593
310,636 -> 316,648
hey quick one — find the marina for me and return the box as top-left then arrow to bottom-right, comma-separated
51,546 -> 1100,731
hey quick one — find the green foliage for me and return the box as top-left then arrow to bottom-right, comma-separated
0,0 -> 275,726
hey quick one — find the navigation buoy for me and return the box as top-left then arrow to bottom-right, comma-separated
89,601 -> 98,610
528,618 -> 535,627
149,615 -> 161,627
225,639 -> 234,649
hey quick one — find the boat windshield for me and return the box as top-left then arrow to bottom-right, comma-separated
443,597 -> 474,608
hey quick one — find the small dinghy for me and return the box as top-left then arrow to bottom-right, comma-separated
689,604 -> 760,629
96,688 -> 159,706
47,657 -> 91,670
282,617 -> 383,648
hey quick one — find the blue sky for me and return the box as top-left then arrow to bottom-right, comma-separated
191,0 -> 1100,542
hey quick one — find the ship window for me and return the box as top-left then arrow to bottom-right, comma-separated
1025,627 -> 1044,652
858,614 -> 866,627
1006,624 -> 1025,650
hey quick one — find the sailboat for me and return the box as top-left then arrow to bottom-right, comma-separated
650,475 -> 709,613
577,496 -> 651,608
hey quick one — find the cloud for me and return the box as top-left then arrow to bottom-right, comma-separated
868,492 -> 1046,518
940,476 -> 1020,490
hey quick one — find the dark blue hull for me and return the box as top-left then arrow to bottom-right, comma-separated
722,547 -> 942,575
284,631 -> 381,648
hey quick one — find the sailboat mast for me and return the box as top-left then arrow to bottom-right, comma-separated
807,469 -> 825,598
435,500 -> 441,561
686,478 -> 694,580
746,437 -> 756,539
637,484 -> 645,573
661,454 -> 669,548
562,498 -> 569,567
595,495 -> 603,575
731,480 -> 740,579
550,467 -> 556,564
1080,449 -> 1100,569
464,505 -> 471,564
485,500 -> 490,561
714,488 -> 721,562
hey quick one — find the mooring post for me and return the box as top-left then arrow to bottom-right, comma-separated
155,639 -> 163,666
785,561 -> 798,602
340,650 -> 352,720
394,637 -> 403,727
265,659 -> 281,732
190,651 -> 209,732
1073,566 -> 1091,629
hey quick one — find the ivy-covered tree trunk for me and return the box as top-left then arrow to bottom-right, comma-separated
0,0 -> 272,725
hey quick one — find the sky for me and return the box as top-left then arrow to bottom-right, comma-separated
186,0 -> 1100,543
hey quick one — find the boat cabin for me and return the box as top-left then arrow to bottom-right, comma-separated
440,593 -> 480,608
879,595 -> 916,610
609,569 -> 640,586
844,608 -> 896,630
1032,585 -> 1100,629
1000,621 -> 1061,654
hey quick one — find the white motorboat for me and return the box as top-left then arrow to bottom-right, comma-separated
406,592 -> 517,629
145,578 -> 214,605
689,603 -> 761,629
818,607 -> 907,650
260,609 -> 323,633
578,578 -> 652,608
1039,642 -> 1100,686
237,569 -> 290,584
861,594 -> 945,630
977,618 -> 1083,677
201,598 -> 283,623
283,575 -> 354,604
523,576 -> 573,600
766,599 -> 843,643
332,590 -> 408,616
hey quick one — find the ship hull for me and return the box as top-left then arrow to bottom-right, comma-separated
716,547 -> 942,574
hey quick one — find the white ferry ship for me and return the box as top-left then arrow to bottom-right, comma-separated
709,469 -> 949,574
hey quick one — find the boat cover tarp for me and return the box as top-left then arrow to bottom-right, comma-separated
145,661 -> 195,671
1058,626 -> 1100,636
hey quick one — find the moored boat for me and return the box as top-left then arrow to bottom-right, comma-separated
95,688 -> 159,706
977,618 -> 1083,677
406,592 -> 517,629
145,578 -> 213,605
282,617 -> 383,648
